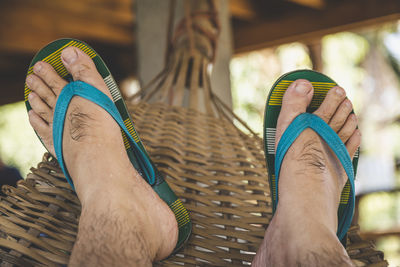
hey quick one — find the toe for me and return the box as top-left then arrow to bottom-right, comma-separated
275,79 -> 314,147
28,110 -> 55,156
61,47 -> 111,97
33,62 -> 68,97
26,74 -> 57,108
329,99 -> 353,132
346,129 -> 361,159
28,92 -> 53,123
337,114 -> 358,143
314,86 -> 347,123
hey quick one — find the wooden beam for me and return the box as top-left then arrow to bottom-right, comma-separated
234,0 -> 400,54
360,228 -> 400,240
287,0 -> 325,9
15,0 -> 134,25
0,0 -> 134,53
229,0 -> 258,20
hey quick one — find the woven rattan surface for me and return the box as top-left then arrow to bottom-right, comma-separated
0,102 -> 388,266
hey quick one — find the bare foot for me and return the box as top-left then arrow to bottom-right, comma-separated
26,47 -> 178,265
253,80 -> 361,267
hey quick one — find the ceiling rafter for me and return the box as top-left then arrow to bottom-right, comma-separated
1,0 -> 400,106
0,3 -> 134,53
234,0 -> 400,53
229,0 -> 258,20
287,0 -> 326,9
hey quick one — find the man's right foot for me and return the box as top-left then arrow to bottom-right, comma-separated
26,47 -> 178,265
253,80 -> 360,267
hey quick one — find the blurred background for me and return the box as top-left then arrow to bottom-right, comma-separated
0,0 -> 400,265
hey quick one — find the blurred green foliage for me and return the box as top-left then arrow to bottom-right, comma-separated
0,101 -> 45,177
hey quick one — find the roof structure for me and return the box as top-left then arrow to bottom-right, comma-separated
0,0 -> 399,105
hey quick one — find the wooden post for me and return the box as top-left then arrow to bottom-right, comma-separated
136,0 -> 233,109
307,39 -> 323,72
136,0 -> 171,88
211,0 -> 233,109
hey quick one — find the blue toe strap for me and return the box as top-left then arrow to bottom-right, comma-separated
275,113 -> 355,240
53,81 -> 155,191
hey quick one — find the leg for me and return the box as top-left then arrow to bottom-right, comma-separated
26,47 -> 178,266
253,80 -> 361,267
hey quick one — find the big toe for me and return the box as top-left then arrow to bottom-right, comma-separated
61,47 -> 111,98
275,79 -> 314,147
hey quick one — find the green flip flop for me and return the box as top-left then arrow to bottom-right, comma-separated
264,69 -> 359,245
24,38 -> 191,254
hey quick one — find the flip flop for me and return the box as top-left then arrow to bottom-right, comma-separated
24,38 -> 191,254
263,69 -> 359,245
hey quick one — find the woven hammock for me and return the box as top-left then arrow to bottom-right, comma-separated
0,1 -> 389,266
0,106 -> 388,266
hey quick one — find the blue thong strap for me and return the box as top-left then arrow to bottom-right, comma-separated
274,113 -> 355,240
53,81 -> 155,190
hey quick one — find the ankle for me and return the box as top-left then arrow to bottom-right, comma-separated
275,196 -> 338,235
68,152 -> 137,202
76,172 -> 178,262
269,214 -> 344,254
276,178 -> 341,236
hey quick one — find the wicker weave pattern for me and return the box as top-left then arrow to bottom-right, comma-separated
129,103 -> 270,266
0,102 -> 388,266
0,154 -> 79,267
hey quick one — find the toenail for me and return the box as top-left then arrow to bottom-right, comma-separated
345,99 -> 352,108
26,75 -> 33,86
28,110 -> 36,118
33,62 -> 42,73
335,87 -> 345,96
62,48 -> 78,65
294,81 -> 311,95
